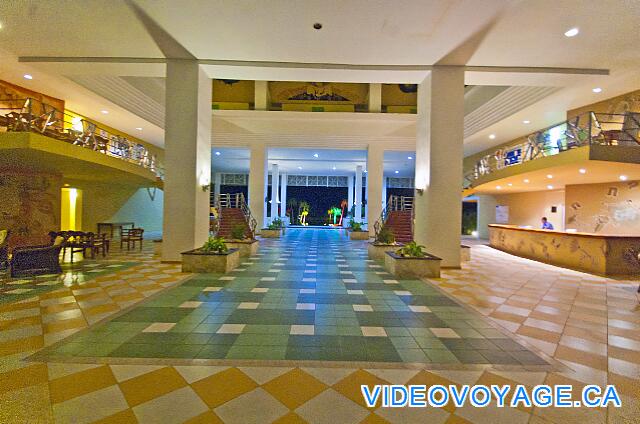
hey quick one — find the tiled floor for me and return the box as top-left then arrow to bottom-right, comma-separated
39,230 -> 548,367
0,230 -> 638,423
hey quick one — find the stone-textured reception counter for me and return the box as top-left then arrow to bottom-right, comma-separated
488,224 -> 640,276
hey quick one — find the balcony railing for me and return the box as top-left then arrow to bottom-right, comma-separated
464,111 -> 640,189
0,97 -> 162,177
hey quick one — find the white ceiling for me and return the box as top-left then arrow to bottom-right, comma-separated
211,147 -> 416,177
0,0 -> 639,156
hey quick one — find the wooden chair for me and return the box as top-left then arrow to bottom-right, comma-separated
121,228 -> 144,251
92,233 -> 110,257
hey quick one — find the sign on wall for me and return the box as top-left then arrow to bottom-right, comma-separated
495,205 -> 509,224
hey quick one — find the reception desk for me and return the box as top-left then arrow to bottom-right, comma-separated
488,224 -> 640,276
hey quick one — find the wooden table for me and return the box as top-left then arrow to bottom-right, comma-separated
97,222 -> 134,239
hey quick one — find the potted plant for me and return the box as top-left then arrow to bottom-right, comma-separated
260,221 -> 282,238
272,218 -> 286,234
384,241 -> 441,278
225,224 -> 259,257
348,221 -> 369,240
367,225 -> 402,261
181,236 -> 240,273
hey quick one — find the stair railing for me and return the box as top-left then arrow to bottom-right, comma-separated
373,195 -> 415,241
238,193 -> 258,238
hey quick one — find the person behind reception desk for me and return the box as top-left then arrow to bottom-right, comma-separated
541,217 -> 554,230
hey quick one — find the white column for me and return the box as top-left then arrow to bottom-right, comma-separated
366,144 -> 384,236
255,81 -> 268,111
280,173 -> 287,220
476,195 -> 497,239
213,172 -> 221,202
162,60 -> 212,261
382,177 -> 387,211
270,163 -> 279,222
354,166 -> 363,223
347,175 -> 354,225
248,143 -> 267,231
414,66 -> 465,267
369,83 -> 382,113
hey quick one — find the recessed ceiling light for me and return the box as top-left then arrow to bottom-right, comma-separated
592,87 -> 602,93
489,134 -> 496,140
332,166 -> 336,170
408,156 -> 413,160
394,170 -> 399,174
135,127 -> 143,131
23,74 -> 33,80
523,179 -> 530,183
523,120 -> 530,124
547,174 -> 553,179
547,185 -> 554,190
297,166 -> 302,170
101,110 -> 109,114
619,175 -> 628,181
313,22 -> 322,30
507,183 -> 513,186
496,186 -> 502,190
579,168 -> 587,174
564,27 -> 579,37
215,151 -> 221,156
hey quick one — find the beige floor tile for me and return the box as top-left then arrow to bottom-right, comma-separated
132,386 -> 208,424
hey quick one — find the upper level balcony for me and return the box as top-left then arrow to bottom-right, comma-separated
463,111 -> 640,193
0,97 -> 163,186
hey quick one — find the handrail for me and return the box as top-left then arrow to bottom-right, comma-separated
0,97 -> 161,176
463,111 -> 640,189
373,195 -> 414,239
217,193 -> 257,238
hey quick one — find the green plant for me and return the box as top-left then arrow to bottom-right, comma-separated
375,225 -> 396,245
271,218 -> 284,229
396,241 -> 426,258
267,222 -> 280,230
350,221 -> 363,232
200,236 -> 228,253
230,224 -> 246,240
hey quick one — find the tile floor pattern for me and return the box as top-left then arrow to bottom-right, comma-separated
0,231 -> 638,423
40,230 -> 548,366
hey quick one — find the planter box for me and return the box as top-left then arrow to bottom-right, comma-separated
260,229 -> 282,238
384,251 -> 441,278
461,245 -> 471,262
367,242 -> 402,261
349,230 -> 370,240
226,239 -> 259,257
181,248 -> 240,273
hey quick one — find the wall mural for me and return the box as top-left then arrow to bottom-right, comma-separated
269,82 -> 368,104
0,171 -> 61,246
566,181 -> 640,234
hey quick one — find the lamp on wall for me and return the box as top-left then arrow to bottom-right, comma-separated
201,183 -> 211,192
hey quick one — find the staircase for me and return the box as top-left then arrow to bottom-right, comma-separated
374,195 -> 414,243
212,193 -> 257,239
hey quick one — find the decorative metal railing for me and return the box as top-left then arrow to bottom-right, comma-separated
0,97 -> 162,176
215,193 -> 257,238
463,111 -> 640,189
373,195 -> 414,239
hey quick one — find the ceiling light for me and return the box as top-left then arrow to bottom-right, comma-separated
407,156 -> 413,160
313,153 -> 319,158
579,168 -> 586,174
394,170 -> 399,174
507,183 -> 513,186
547,174 -> 553,179
313,22 -> 323,30
489,134 -> 496,140
619,175 -> 628,181
592,87 -> 602,93
332,166 -> 336,170
547,185 -> 554,190
23,74 -> 33,80
101,110 -> 109,114
564,27 -> 579,37
523,120 -> 530,124
496,186 -> 502,190
523,179 -> 530,183
135,127 -> 143,131
364,170 -> 367,173
297,166 -> 302,170
215,151 -> 221,156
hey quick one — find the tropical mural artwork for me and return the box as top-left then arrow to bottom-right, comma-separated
269,82 -> 368,105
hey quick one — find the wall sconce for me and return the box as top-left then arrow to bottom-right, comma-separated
201,184 -> 210,192
416,188 -> 424,196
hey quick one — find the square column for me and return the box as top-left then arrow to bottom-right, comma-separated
476,194 -> 497,239
248,143 -> 267,231
280,173 -> 288,220
255,81 -> 268,111
347,175 -> 354,225
213,172 -> 221,203
382,177 -> 387,211
354,165 -> 363,223
366,144 -> 384,236
414,66 -> 465,267
368,83 -> 382,113
270,163 -> 279,222
162,60 -> 212,261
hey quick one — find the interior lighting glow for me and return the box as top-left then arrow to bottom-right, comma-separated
564,27 -> 579,37
489,134 -> 496,139
619,175 -> 628,181
579,168 -> 587,174
592,87 -> 602,93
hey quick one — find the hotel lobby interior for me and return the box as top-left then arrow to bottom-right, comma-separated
0,1 -> 639,423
